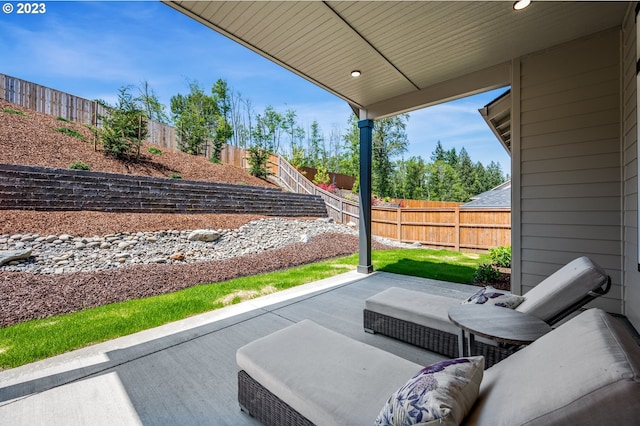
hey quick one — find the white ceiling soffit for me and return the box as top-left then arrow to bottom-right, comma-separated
166,1 -> 629,119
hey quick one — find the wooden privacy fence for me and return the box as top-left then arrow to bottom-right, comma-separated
372,206 -> 511,252
1,73 -> 109,126
274,156 -> 511,252
1,73 -> 177,149
299,166 -> 356,190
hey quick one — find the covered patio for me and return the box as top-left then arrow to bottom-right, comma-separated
165,0 -> 640,331
0,272 -> 479,425
3,1 -> 640,423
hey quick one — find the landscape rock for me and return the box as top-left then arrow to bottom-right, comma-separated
170,252 -> 185,261
0,249 -> 32,266
187,230 -> 221,242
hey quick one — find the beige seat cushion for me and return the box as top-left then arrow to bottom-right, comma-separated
464,308 -> 640,425
365,287 -> 497,346
365,287 -> 462,335
237,319 -> 422,426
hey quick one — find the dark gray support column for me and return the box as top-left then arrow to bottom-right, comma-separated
358,119 -> 374,274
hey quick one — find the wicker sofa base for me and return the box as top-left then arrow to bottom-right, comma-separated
363,309 -> 515,368
238,370 -> 313,426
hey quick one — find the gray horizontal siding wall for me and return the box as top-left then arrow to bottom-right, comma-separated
519,28 -> 622,314
0,164 -> 328,218
622,4 -> 640,330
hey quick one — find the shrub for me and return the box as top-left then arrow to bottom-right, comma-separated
69,161 -> 90,171
170,173 -> 182,179
56,127 -> 85,140
100,86 -> 147,159
148,146 -> 163,155
474,263 -> 500,284
248,146 -> 270,179
56,117 -> 71,123
317,183 -> 339,194
312,165 -> 330,185
288,145 -> 307,171
489,246 -> 511,268
2,108 -> 26,116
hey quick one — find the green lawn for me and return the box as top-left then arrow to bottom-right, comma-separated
0,248 -> 489,369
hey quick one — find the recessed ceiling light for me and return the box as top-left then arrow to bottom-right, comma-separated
513,0 -> 531,10
351,70 -> 361,78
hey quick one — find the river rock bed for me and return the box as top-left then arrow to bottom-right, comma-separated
0,218 -> 369,274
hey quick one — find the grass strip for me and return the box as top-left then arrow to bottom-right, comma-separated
373,248 -> 488,283
0,248 -> 488,369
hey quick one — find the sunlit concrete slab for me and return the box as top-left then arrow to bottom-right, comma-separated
2,371 -> 143,426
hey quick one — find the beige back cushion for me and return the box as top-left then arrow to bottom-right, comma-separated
515,256 -> 607,322
464,308 -> 640,425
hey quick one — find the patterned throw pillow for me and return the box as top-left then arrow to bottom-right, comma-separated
375,357 -> 484,426
462,286 -> 525,309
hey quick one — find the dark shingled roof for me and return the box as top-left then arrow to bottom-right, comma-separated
461,181 -> 511,209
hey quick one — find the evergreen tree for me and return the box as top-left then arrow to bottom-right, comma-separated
101,86 -> 148,159
426,161 -> 465,201
404,156 -> 427,200
473,162 -> 488,194
372,114 -> 409,197
431,141 -> 446,162
485,161 -> 506,189
444,146 -> 458,167
457,147 -> 476,201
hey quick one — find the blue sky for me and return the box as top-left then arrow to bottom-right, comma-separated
0,1 -> 511,171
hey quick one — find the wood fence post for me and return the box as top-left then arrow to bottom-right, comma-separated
454,206 -> 460,251
397,207 -> 402,241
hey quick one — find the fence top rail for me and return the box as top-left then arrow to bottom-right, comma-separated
459,208 -> 511,212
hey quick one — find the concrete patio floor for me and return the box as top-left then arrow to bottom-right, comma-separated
0,271 -> 480,426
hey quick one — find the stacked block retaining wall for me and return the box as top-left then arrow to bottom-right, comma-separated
0,164 -> 328,217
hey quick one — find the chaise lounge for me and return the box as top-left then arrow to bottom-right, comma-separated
237,308 -> 640,425
363,256 -> 611,366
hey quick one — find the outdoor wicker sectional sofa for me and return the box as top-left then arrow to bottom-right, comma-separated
237,308 -> 640,425
363,256 -> 611,367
